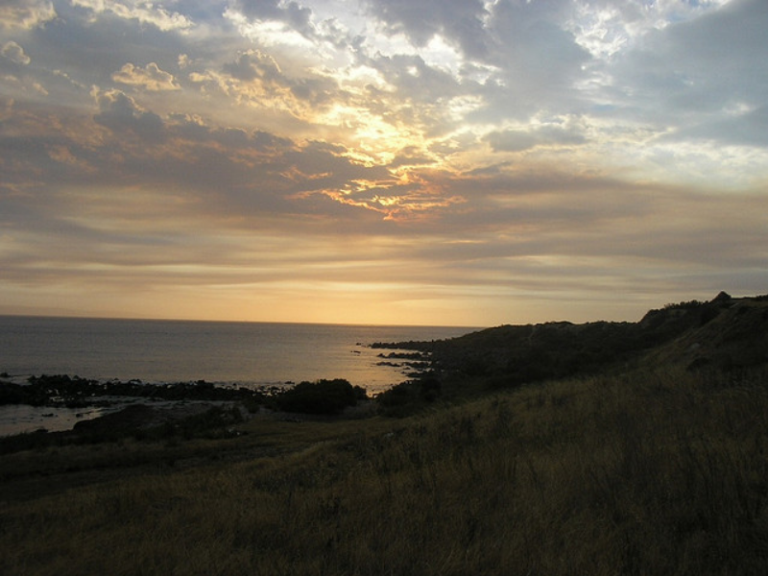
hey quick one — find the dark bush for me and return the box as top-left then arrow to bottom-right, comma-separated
276,379 -> 361,415
376,383 -> 412,408
0,383 -> 27,405
663,299 -> 705,310
375,377 -> 442,416
419,376 -> 442,402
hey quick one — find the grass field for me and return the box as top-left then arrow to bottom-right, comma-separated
2,364 -> 768,575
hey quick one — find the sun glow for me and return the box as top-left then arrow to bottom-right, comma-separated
318,104 -> 424,163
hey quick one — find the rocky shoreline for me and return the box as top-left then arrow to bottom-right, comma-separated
0,373 -> 269,408
0,373 -> 376,451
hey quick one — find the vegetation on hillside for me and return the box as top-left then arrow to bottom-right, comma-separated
378,291 -> 768,407
2,292 -> 768,575
2,364 -> 768,574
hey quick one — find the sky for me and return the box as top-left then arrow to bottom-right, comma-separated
1,0 -> 767,327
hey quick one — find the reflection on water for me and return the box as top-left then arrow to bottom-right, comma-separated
0,404 -> 118,436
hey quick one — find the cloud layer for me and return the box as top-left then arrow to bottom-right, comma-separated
1,0 -> 767,325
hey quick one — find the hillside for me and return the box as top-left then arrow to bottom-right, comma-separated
384,292 -> 768,389
2,293 -> 768,575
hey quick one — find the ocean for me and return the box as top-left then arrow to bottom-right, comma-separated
0,316 -> 477,436
0,315 -> 476,391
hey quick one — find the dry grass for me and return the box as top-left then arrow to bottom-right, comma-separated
2,366 -> 768,575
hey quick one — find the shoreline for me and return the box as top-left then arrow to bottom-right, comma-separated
0,370 -> 410,441
0,346 -> 433,438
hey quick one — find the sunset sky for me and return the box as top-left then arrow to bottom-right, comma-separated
1,0 -> 767,327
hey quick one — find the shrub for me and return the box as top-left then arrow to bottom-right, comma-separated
419,376 -> 442,402
276,379 -> 362,415
663,299 -> 705,310
376,382 -> 412,407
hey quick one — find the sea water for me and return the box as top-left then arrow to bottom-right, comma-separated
0,316 -> 475,391
0,316 -> 477,435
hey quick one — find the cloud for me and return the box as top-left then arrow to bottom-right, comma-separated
168,114 -> 296,151
1,42 -> 31,65
467,1 -> 591,121
484,124 -> 587,152
222,50 -> 282,82
232,0 -> 314,33
92,89 -> 166,143
606,0 -> 768,138
112,62 -> 180,91
2,94 -> 396,227
194,48 -> 344,122
364,0 -> 490,57
7,1 -> 195,108
362,51 -> 464,102
0,0 -> 56,30
225,0 -> 318,51
664,105 -> 768,148
388,146 -> 437,169
70,0 -> 193,31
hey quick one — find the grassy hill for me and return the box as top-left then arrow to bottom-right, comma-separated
2,293 -> 768,575
377,291 -> 768,404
